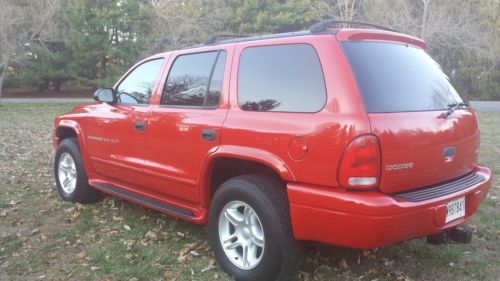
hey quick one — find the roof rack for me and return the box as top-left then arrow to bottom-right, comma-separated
310,20 -> 398,33
203,34 -> 251,45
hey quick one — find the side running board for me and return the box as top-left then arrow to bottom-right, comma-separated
93,182 -> 194,218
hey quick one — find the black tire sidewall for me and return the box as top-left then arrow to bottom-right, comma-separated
209,176 -> 290,281
54,138 -> 88,202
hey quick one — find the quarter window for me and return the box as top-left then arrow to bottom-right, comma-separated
161,51 -> 227,107
238,44 -> 326,112
116,59 -> 164,105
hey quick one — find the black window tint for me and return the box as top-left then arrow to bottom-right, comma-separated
342,42 -> 463,113
116,59 -> 164,105
162,51 -> 226,107
206,52 -> 227,107
238,44 -> 326,112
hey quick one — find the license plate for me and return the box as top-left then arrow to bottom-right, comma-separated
445,196 -> 465,223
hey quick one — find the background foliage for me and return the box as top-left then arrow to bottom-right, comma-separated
1,0 -> 499,100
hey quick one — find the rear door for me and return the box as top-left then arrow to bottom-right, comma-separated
144,48 -> 232,203
342,41 -> 479,193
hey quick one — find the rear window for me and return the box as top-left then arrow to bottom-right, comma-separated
342,41 -> 463,113
238,44 -> 326,112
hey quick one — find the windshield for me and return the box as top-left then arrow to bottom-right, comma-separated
342,41 -> 463,113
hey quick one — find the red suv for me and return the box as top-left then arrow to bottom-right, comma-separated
53,20 -> 491,281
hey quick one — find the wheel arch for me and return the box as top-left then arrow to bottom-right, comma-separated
55,126 -> 78,144
199,145 -> 295,208
53,120 -> 92,174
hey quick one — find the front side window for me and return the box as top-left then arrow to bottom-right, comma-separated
161,51 -> 227,107
238,44 -> 327,112
116,59 -> 164,105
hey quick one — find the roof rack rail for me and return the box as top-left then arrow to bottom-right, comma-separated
310,19 -> 398,33
203,34 -> 251,45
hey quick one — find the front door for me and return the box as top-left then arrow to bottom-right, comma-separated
144,49 -> 230,203
86,58 -> 165,187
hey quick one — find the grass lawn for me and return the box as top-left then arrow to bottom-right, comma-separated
0,103 -> 498,281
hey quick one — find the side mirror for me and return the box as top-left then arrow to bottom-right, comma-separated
93,88 -> 116,103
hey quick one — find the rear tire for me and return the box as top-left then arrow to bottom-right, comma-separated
54,138 -> 102,203
208,174 -> 302,281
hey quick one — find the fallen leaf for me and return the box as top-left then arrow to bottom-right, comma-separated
164,270 -> 175,280
339,258 -> 348,269
177,252 -> 187,262
144,230 -> 157,240
124,225 -> 131,231
8,200 -> 20,206
112,216 -> 123,221
201,265 -> 215,273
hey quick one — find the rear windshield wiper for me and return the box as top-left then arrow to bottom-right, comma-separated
440,102 -> 469,118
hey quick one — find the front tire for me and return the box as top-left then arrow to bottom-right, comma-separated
209,174 -> 302,281
54,138 -> 102,203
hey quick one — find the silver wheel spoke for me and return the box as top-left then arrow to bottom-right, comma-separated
252,236 -> 264,248
225,240 -> 242,250
224,208 -> 243,226
244,206 -> 253,225
63,177 -> 71,188
248,243 -> 258,263
242,245 -> 249,267
59,163 -> 66,172
222,233 -> 237,244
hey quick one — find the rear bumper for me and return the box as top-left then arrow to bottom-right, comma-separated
287,166 -> 491,249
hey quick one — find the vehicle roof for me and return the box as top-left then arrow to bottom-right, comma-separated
147,27 -> 426,60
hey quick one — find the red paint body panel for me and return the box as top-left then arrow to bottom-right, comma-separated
336,28 -> 427,49
369,110 -> 480,193
85,104 -> 150,187
288,166 -> 491,248
53,28 -> 492,249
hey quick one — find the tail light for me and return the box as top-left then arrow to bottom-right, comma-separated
338,135 -> 381,190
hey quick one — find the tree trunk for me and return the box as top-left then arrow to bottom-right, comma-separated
421,0 -> 431,39
0,65 -> 7,104
38,80 -> 49,92
54,80 -> 62,92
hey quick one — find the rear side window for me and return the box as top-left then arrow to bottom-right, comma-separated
342,41 -> 463,113
238,44 -> 326,112
161,51 -> 226,107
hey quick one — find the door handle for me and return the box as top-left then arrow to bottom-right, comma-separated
201,129 -> 216,141
134,120 -> 146,131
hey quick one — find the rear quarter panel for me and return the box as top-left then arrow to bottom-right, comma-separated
222,35 -> 371,187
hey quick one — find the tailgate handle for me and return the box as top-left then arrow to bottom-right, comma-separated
201,129 -> 216,141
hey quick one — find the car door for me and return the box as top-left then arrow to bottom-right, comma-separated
144,48 -> 231,203
86,58 -> 165,187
